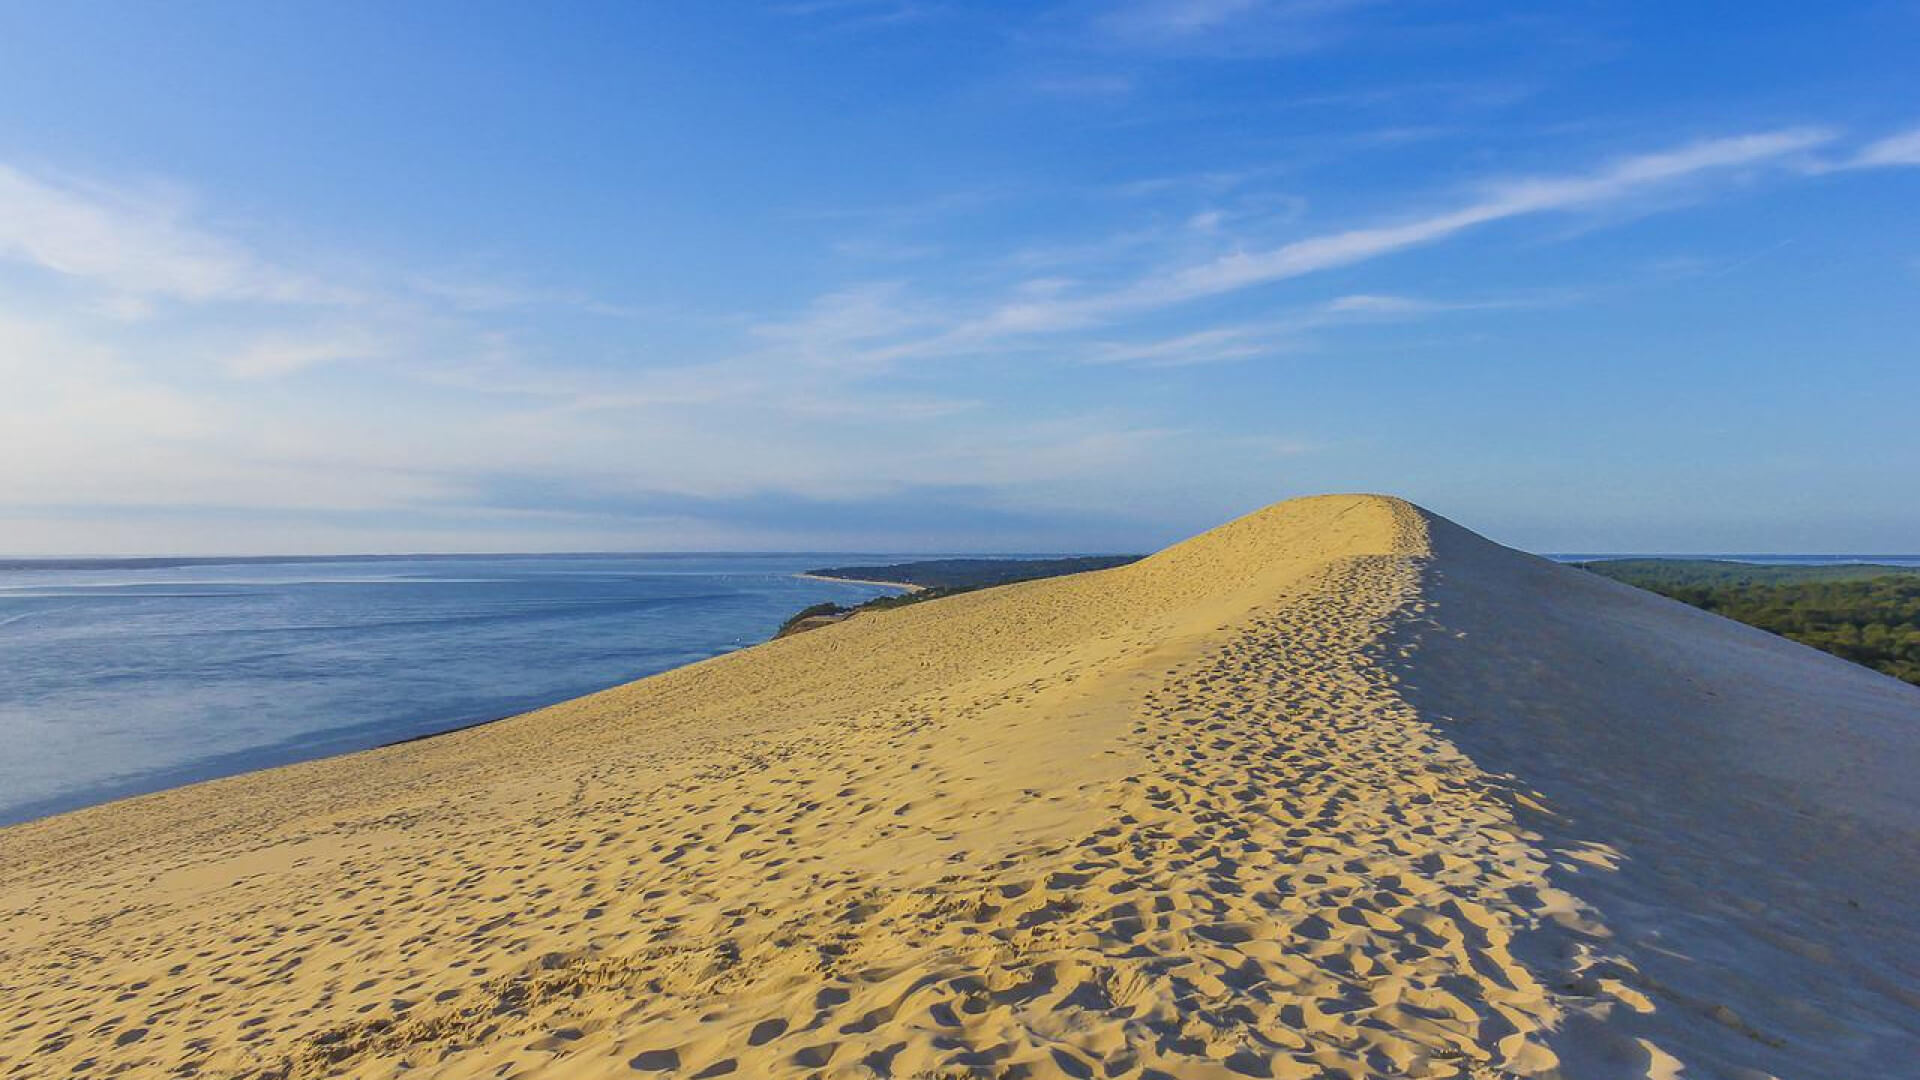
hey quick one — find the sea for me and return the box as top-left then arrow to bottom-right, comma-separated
4,549 -> 1917,827
0,553 -> 906,826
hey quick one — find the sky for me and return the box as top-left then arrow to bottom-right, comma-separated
0,1 -> 1915,556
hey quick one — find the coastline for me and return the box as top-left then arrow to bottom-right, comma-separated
794,572 -> 924,592
6,573 -> 909,827
1,554 -> 893,827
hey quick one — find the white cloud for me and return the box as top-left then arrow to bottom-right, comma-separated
0,163 -> 627,321
1161,129 -> 1830,298
1073,292 -> 1539,367
970,128 -> 1833,330
1843,127 -> 1920,169
1093,0 -> 1377,54
724,129 -> 1842,369
0,165 -> 349,306
743,281 -> 956,375
752,282 -> 928,347
1325,293 -> 1463,315
223,330 -> 390,379
1079,325 -> 1279,367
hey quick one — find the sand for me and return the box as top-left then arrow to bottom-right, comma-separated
1,494 -> 1915,1079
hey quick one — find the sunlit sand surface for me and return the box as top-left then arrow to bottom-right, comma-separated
3,495 -> 1915,1078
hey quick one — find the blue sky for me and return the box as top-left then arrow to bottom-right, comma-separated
0,1 -> 1915,555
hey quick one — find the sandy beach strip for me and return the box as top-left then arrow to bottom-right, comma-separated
792,571 -> 924,591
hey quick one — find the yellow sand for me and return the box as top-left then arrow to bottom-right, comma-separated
2,494 -> 1916,1079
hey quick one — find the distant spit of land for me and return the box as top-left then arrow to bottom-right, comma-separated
779,556 -> 1143,637
805,555 -> 1143,590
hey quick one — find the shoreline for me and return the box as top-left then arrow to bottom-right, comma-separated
794,572 -> 924,592
7,578 -> 914,827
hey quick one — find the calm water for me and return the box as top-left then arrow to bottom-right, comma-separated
0,554 -> 904,825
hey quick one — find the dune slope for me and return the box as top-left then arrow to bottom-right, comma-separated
1,494 -> 1915,1079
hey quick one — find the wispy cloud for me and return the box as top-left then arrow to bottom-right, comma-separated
1146,128 -> 1829,299
1108,168 -> 1268,199
0,163 -> 634,328
1091,0 -> 1379,55
223,330 -> 391,379
1078,325 -> 1284,368
1838,127 -> 1920,170
706,126 -> 1872,382
748,282 -> 945,373
1074,292 -> 1555,367
0,165 -> 351,306
970,128 -> 1833,330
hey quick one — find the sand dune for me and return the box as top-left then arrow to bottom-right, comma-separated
2,494 -> 1915,1079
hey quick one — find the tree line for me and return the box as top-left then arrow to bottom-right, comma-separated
1581,560 -> 1920,686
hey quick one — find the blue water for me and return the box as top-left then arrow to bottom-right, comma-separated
0,554 -> 905,825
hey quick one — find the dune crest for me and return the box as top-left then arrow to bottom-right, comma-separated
2,494 -> 1915,1079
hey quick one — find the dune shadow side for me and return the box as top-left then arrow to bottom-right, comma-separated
1376,512 -> 1920,1078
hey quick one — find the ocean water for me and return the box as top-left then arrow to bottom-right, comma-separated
0,554 -> 904,825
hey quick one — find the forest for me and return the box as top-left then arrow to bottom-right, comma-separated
1580,560 -> 1920,686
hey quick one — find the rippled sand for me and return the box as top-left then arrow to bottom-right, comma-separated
3,494 -> 1915,1079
